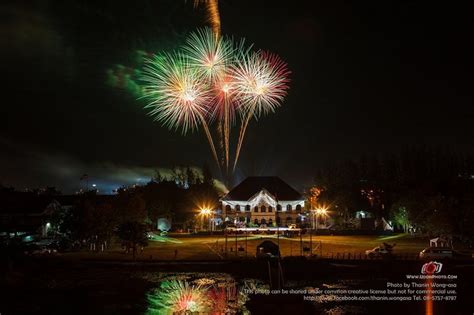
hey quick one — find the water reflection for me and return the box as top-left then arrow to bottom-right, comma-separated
425,277 -> 433,315
144,273 -> 259,314
142,273 -> 414,315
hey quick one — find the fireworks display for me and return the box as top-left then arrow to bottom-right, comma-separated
183,28 -> 234,82
141,51 -> 220,167
141,27 -> 290,178
230,50 -> 291,170
142,52 -> 211,133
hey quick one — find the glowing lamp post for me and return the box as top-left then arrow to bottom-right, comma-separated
199,208 -> 212,231
312,207 -> 328,230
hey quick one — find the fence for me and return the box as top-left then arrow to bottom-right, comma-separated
324,252 -> 420,261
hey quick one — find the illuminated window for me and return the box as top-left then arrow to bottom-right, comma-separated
286,204 -> 292,211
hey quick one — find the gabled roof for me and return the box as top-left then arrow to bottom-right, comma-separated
222,176 -> 302,201
247,188 -> 276,203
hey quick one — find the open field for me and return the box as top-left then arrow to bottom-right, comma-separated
61,234 -> 466,261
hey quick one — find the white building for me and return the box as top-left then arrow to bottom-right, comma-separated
221,176 -> 305,226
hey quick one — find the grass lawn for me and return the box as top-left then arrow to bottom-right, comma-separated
62,234 -> 439,261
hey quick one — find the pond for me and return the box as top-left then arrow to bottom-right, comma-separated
4,260 -> 472,314
139,272 -> 419,314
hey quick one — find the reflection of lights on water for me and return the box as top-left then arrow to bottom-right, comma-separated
146,280 -> 209,314
425,277 -> 433,315
145,276 -> 253,315
194,278 -> 215,286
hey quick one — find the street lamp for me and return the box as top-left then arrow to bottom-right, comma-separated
313,207 -> 328,230
199,208 -> 212,231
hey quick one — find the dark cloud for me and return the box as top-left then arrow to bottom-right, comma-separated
0,137 -> 181,193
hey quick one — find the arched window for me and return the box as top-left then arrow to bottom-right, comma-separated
296,205 -> 302,211
254,206 -> 259,212
268,206 -> 273,212
245,205 -> 251,211
276,204 -> 282,212
268,218 -> 273,225
286,204 -> 292,211
225,205 -> 231,212
261,218 -> 267,225
261,206 -> 266,212
235,205 -> 241,212
254,218 -> 259,225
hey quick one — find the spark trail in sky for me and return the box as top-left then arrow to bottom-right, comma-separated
193,0 -> 221,38
230,50 -> 291,170
141,52 -> 220,169
182,28 -> 242,171
140,28 -> 290,178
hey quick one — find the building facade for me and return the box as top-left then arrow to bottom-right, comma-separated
221,177 -> 305,226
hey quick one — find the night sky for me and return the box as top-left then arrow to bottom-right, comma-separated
1,0 -> 472,193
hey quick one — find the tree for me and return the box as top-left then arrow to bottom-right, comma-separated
117,221 -> 148,259
52,195 -> 117,250
154,170 -> 165,183
389,205 -> 410,232
186,167 -> 197,186
202,163 -> 214,186
306,186 -> 323,210
115,190 -> 147,224
80,197 -> 116,250
172,165 -> 187,187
